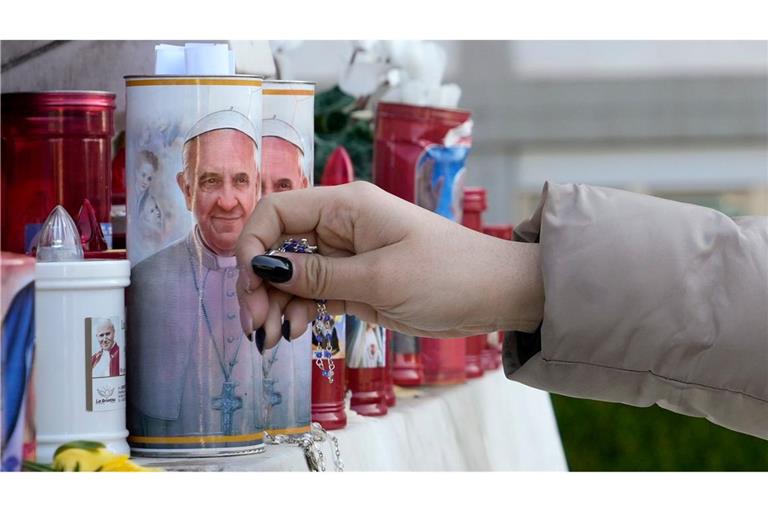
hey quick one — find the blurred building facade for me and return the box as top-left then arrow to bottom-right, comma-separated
451,41 -> 768,223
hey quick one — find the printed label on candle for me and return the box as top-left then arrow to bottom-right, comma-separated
346,316 -> 386,369
85,316 -> 127,412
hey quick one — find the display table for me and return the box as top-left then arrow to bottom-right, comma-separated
134,368 -> 568,471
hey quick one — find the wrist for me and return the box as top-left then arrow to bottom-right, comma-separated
490,239 -> 544,333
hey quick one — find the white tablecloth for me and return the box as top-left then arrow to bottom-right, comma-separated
134,368 -> 568,471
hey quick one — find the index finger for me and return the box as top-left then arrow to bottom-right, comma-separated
235,186 -> 342,277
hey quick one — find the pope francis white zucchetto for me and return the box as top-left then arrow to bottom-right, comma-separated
184,108 -> 260,147
262,116 -> 305,155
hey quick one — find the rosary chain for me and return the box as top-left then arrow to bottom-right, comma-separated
272,239 -> 337,384
262,240 -> 344,471
263,422 -> 344,472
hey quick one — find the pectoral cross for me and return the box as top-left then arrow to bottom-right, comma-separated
263,378 -> 282,406
212,381 -> 243,436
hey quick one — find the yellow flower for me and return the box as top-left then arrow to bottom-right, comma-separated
51,441 -> 161,472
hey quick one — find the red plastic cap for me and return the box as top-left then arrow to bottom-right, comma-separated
377,101 -> 471,124
462,187 -> 487,213
1,91 -> 116,111
320,146 -> 355,186
483,224 -> 514,240
1,91 -> 116,138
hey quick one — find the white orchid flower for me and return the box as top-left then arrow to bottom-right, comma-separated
269,40 -> 303,54
351,40 -> 382,53
339,59 -> 390,97
338,40 -> 390,97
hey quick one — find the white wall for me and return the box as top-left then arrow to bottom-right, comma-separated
510,41 -> 768,79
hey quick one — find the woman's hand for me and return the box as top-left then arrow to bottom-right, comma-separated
236,181 -> 543,351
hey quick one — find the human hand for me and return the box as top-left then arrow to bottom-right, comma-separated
236,181 -> 543,351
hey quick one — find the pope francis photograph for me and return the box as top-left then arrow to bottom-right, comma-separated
127,109 -> 265,449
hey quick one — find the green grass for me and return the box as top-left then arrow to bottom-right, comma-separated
551,395 -> 768,471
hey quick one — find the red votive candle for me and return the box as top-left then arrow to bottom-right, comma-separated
1,91 -> 115,254
421,337 -> 467,385
391,332 -> 424,387
346,316 -> 388,416
311,314 -> 347,430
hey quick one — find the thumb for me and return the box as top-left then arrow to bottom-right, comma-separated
249,251 -> 377,303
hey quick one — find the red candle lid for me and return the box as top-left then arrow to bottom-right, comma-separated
320,146 -> 355,186
1,91 -> 116,137
376,101 -> 471,124
1,91 -> 116,111
462,187 -> 487,213
483,224 -> 514,240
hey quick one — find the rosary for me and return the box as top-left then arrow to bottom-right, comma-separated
265,423 -> 344,472
268,238 -> 336,383
262,238 -> 344,471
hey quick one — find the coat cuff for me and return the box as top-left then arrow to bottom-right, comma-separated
502,323 -> 542,375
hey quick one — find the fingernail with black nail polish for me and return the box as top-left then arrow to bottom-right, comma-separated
251,255 -> 292,283
255,327 -> 265,354
281,320 -> 291,341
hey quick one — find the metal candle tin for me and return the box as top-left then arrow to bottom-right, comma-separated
124,75 -> 265,457
261,80 -> 316,439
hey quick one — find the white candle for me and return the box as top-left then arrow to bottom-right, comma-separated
33,206 -> 131,462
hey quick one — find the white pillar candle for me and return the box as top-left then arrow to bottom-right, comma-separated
34,259 -> 130,463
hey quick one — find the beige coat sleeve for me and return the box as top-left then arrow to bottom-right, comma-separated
503,182 -> 768,440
